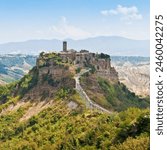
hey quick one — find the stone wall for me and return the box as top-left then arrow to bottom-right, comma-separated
59,52 -> 75,64
37,51 -> 118,83
59,51 -> 118,82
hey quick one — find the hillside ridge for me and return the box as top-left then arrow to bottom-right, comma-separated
74,68 -> 111,113
0,49 -> 149,112
0,49 -> 150,149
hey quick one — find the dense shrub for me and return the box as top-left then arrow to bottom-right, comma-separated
0,105 -> 149,149
98,78 -> 149,111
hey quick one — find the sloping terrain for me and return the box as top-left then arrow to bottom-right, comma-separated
111,56 -> 150,97
114,64 -> 149,97
80,73 -> 149,112
0,52 -> 150,149
0,99 -> 149,149
0,54 -> 36,84
0,55 -> 150,99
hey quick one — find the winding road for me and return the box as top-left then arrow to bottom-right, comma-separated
74,69 -> 111,114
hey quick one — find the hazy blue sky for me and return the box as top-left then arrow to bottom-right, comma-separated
0,0 -> 149,43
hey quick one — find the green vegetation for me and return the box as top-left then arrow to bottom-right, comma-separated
0,107 -> 26,141
55,88 -> 75,100
0,71 -> 149,150
98,78 -> 149,111
96,53 -> 110,59
75,67 -> 81,74
0,85 -> 12,103
0,96 -> 19,113
0,82 -> 17,105
84,63 -> 96,74
16,67 -> 39,97
0,52 -> 150,149
0,103 -> 149,150
0,66 -> 38,104
80,74 -> 149,112
38,52 -> 63,68
1,52 -> 74,102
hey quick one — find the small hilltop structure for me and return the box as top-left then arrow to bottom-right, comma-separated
37,41 -> 118,82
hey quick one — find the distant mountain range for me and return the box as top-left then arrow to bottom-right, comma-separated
0,36 -> 149,56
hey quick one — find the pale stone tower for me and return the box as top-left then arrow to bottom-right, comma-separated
63,41 -> 67,52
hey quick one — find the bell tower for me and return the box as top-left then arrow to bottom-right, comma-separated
63,41 -> 67,52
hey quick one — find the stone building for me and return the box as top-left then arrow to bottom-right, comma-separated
36,41 -> 118,82
58,42 -> 112,71
63,41 -> 67,52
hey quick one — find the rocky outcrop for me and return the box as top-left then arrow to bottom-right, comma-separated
13,51 -> 119,102
17,53 -> 75,101
59,51 -> 118,81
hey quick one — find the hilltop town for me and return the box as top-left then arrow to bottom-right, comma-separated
37,41 -> 118,82
0,41 -> 149,149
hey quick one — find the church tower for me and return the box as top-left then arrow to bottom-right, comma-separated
63,41 -> 67,52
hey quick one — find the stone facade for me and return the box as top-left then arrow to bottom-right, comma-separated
36,45 -> 118,82
59,51 -> 76,64
58,49 -> 118,81
63,41 -> 67,52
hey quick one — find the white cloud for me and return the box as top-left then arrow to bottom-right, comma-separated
101,10 -> 117,15
101,5 -> 142,21
50,16 -> 91,40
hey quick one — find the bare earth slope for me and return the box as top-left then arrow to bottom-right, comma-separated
112,58 -> 150,97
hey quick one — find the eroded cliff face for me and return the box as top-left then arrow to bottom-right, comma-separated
12,52 -> 119,101
25,68 -> 74,100
14,53 -> 75,101
113,63 -> 149,97
59,51 -> 119,83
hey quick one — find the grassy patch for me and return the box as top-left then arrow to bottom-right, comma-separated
98,77 -> 149,111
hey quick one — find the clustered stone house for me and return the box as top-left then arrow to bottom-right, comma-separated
59,41 -> 118,81
37,41 -> 118,82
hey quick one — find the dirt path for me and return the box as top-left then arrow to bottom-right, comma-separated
74,69 -> 111,114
